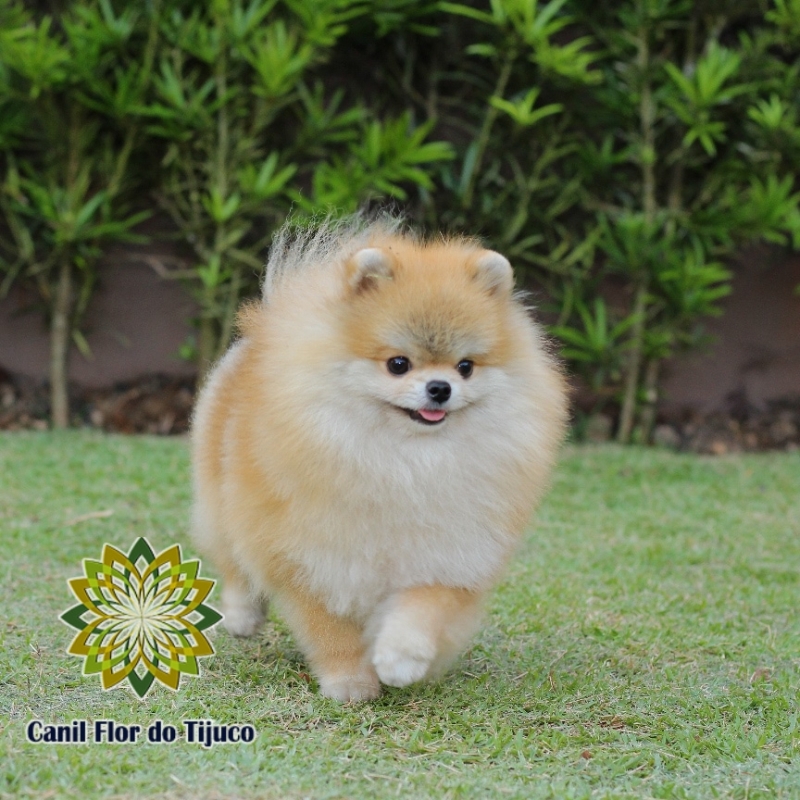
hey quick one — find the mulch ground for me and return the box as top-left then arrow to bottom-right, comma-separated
1,367 -> 798,453
0,370 -> 194,435
577,400 -> 800,453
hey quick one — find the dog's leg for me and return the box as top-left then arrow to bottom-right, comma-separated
369,586 -> 482,688
219,566 -> 266,638
277,589 -> 380,702
192,493 -> 266,637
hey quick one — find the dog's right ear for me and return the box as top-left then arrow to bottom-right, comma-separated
347,248 -> 394,293
472,250 -> 514,296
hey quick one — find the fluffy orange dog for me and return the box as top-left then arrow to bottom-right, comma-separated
191,216 -> 567,701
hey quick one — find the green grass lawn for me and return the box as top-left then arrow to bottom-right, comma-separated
1,431 -> 799,799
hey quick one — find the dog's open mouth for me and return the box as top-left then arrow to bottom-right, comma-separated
406,408 -> 447,425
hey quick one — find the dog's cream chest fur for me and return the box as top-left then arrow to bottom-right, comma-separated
238,395 -> 536,620
287,499 -> 514,620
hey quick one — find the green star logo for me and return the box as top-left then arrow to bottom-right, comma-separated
61,538 -> 222,698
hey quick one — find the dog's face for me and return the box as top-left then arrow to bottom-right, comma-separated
335,241 -> 522,432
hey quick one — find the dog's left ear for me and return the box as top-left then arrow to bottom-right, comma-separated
473,250 -> 514,296
348,248 -> 395,293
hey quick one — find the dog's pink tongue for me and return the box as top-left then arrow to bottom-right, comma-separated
419,409 -> 446,422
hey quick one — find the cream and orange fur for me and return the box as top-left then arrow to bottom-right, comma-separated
191,216 -> 568,701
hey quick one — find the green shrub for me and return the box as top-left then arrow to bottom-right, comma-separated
0,0 -> 159,427
566,0 -> 800,441
142,0 -> 453,376
1,0 -> 799,433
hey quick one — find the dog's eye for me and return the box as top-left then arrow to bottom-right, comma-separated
456,360 -> 474,378
387,356 -> 411,375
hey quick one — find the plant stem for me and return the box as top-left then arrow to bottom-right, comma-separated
50,258 -> 72,429
49,104 -> 81,429
196,11 -> 232,384
106,0 -> 161,200
638,14 -> 697,440
667,13 -> 695,222
197,313 -> 216,381
617,281 -> 647,442
107,127 -> 136,201
460,49 -> 516,209
667,157 -> 684,216
216,266 -> 241,361
215,28 -> 229,204
637,356 -> 661,442
617,24 -> 655,444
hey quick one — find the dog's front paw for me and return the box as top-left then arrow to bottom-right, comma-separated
372,624 -> 436,688
318,669 -> 381,703
221,585 -> 264,637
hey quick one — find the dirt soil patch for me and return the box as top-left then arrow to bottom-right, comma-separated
0,369 -> 194,435
581,399 -> 800,453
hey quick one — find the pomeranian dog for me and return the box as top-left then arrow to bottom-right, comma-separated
191,215 -> 567,701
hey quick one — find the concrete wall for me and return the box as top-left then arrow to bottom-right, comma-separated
660,247 -> 800,413
0,245 -> 197,387
1,245 -> 798,409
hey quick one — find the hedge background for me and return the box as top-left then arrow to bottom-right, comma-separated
1,0 -> 799,439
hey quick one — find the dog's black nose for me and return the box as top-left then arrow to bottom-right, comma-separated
426,380 -> 451,403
